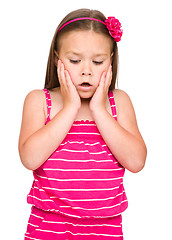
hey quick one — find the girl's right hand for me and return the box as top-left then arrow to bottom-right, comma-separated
57,60 -> 81,111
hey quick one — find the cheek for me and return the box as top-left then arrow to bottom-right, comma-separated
94,67 -> 106,80
61,61 -> 77,83
95,72 -> 102,82
69,71 -> 76,83
66,67 -> 77,84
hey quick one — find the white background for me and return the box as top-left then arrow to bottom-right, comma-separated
1,0 -> 172,239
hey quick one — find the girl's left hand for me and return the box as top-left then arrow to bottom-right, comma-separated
89,64 -> 112,112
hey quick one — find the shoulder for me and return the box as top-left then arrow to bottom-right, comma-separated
23,89 -> 46,120
112,89 -> 134,117
113,88 -> 131,101
25,89 -> 45,104
112,88 -> 139,133
24,89 -> 49,111
24,89 -> 45,103
24,87 -> 62,120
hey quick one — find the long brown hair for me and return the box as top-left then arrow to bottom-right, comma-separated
44,8 -> 118,90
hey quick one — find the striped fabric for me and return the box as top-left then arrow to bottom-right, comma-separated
25,206 -> 124,240
27,89 -> 128,219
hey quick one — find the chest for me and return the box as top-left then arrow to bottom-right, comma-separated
45,88 -> 112,121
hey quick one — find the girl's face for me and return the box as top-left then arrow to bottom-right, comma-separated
57,30 -> 113,99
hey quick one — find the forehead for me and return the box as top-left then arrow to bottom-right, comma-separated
58,30 -> 113,55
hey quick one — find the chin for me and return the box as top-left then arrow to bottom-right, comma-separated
79,91 -> 94,100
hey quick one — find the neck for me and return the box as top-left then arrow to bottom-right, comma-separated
75,97 -> 93,121
80,97 -> 91,105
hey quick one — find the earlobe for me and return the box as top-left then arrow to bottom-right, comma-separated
54,50 -> 59,67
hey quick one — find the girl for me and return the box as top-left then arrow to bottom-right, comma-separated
19,8 -> 147,240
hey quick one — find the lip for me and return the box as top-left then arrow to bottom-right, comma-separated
77,83 -> 93,91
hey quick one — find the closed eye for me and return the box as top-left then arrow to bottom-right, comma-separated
69,59 -> 103,65
93,61 -> 103,65
70,59 -> 81,64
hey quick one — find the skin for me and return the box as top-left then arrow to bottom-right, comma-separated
18,30 -> 147,172
56,30 -> 113,104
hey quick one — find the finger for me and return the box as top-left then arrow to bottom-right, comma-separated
98,71 -> 106,87
64,70 -> 73,87
57,60 -> 62,84
105,64 -> 112,88
60,62 -> 66,82
57,59 -> 61,74
58,60 -> 66,87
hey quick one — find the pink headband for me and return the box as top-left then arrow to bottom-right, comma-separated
57,17 -> 123,42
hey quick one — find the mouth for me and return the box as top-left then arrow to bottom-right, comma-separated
78,82 -> 92,91
80,82 -> 92,87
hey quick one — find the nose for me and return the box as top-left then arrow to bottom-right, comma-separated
81,62 -> 92,76
82,72 -> 92,76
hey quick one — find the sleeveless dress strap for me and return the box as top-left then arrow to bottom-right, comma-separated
43,89 -> 51,124
108,90 -> 117,121
43,89 -> 116,123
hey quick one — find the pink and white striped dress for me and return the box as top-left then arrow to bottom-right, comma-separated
25,89 -> 128,240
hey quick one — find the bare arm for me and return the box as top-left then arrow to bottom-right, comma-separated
18,61 -> 81,170
90,66 -> 147,173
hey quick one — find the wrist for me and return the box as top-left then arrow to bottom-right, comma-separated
63,104 -> 80,116
89,102 -> 106,114
64,99 -> 80,116
63,100 -> 81,112
90,105 -> 107,120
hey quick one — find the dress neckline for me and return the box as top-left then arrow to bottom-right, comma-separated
73,119 -> 95,124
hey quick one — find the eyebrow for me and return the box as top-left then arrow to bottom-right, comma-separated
65,51 -> 108,57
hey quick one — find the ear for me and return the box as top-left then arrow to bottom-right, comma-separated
54,50 -> 59,67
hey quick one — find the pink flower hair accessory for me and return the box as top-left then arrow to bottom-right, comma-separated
105,17 -> 123,42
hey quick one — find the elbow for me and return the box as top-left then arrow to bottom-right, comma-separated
129,160 -> 146,173
19,153 -> 37,171
19,144 -> 39,171
21,159 -> 37,171
127,146 -> 147,173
